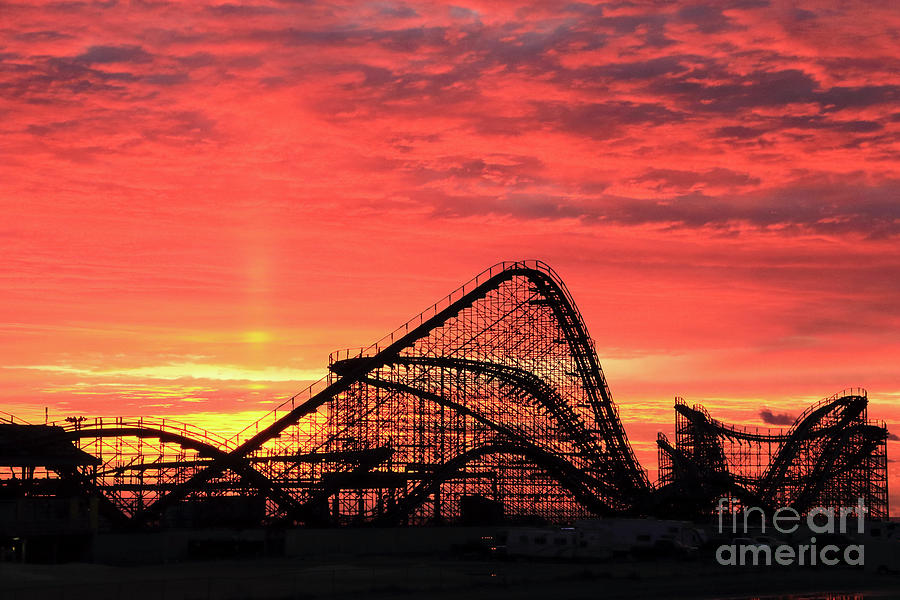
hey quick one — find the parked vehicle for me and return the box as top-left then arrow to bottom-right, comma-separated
504,518 -> 704,560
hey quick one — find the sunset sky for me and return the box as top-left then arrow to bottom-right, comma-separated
2,1 -> 899,511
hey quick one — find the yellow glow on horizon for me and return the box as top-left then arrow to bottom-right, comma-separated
243,330 -> 272,344
6,363 -> 325,382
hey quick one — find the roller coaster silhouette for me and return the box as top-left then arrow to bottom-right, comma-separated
0,261 -> 889,529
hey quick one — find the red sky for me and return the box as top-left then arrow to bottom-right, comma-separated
2,1 -> 899,512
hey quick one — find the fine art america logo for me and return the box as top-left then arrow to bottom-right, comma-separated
715,498 -> 867,566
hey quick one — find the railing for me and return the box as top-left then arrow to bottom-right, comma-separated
325,260 -> 596,362
53,416 -> 237,452
227,375 -> 333,445
786,387 -> 867,431
0,411 -> 31,425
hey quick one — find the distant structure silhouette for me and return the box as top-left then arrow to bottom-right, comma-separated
0,261 -> 889,532
656,393 -> 888,519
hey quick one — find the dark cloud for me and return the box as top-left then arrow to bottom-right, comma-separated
819,57 -> 900,76
790,8 -> 817,21
25,119 -> 81,136
581,12 -> 674,47
143,72 -> 190,86
632,168 -> 760,189
448,6 -> 477,20
257,26 -> 444,52
714,125 -> 766,139
534,101 -> 685,138
15,30 -> 73,42
601,180 -> 900,237
374,26 -> 451,53
321,62 -> 484,115
177,52 -> 217,68
652,66 -> 900,114
76,45 -> 153,64
818,85 -> 900,112
234,8 -> 900,134
445,156 -> 543,180
239,6 -> 897,138
421,177 -> 900,238
44,57 -> 136,82
777,116 -> 883,133
652,68 -> 820,112
596,13 -> 667,34
260,20 -> 601,77
469,115 -> 533,136
676,5 -> 740,34
426,191 -> 584,220
380,4 -> 418,18
205,3 -> 279,16
582,56 -> 691,81
889,432 -> 899,441
408,154 -> 546,188
713,116 -> 883,141
0,57 -> 138,104
760,408 -> 795,426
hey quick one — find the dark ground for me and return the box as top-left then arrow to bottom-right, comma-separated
2,554 -> 899,600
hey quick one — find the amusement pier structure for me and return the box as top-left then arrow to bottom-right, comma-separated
0,261 -> 889,533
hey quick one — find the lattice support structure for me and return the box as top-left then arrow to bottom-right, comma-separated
657,389 -> 889,519
0,261 -> 891,528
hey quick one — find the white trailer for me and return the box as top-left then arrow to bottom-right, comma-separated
504,519 -> 703,560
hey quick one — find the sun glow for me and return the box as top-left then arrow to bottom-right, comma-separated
243,330 -> 273,344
